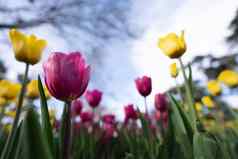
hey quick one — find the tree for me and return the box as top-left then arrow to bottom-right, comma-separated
227,8 -> 238,47
0,0 -> 137,51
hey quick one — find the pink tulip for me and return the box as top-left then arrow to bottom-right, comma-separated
124,104 -> 138,121
155,111 -> 162,121
85,89 -> 102,108
135,76 -> 152,97
71,99 -> 83,115
102,114 -> 115,125
80,111 -> 94,123
43,52 -> 90,101
154,93 -> 168,112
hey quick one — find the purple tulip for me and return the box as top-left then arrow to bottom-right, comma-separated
154,93 -> 168,112
85,89 -> 102,108
124,104 -> 138,121
135,76 -> 152,97
80,111 -> 94,123
102,114 -> 115,125
71,99 -> 83,115
43,52 -> 90,101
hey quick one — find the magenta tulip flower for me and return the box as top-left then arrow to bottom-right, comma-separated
43,52 -> 90,102
71,99 -> 83,116
124,104 -> 138,121
80,111 -> 94,123
154,93 -> 168,112
102,114 -> 115,125
135,76 -> 152,97
85,89 -> 102,108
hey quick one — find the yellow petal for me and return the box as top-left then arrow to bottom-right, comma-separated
158,31 -> 186,58
8,29 -> 47,65
169,63 -> 179,78
202,96 -> 215,108
207,80 -> 221,96
218,70 -> 238,87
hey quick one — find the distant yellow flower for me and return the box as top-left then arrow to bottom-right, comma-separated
195,102 -> 202,112
207,80 -> 221,96
218,70 -> 238,87
170,63 -> 179,78
27,80 -> 50,99
202,96 -> 215,108
27,80 -> 39,99
158,31 -> 186,58
9,29 -> 47,65
0,80 -> 21,100
5,110 -> 16,118
0,97 -> 7,107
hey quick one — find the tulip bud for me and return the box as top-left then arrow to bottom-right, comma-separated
218,70 -> 238,87
202,96 -> 215,108
135,76 -> 152,97
0,80 -> 21,100
158,31 -> 186,59
43,52 -> 90,102
207,80 -> 221,96
80,111 -> 94,123
124,104 -> 138,122
9,29 -> 47,65
102,114 -> 116,125
154,93 -> 168,112
85,89 -> 102,108
71,99 -> 83,116
169,63 -> 179,78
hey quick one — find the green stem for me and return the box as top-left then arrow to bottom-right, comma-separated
1,63 -> 29,159
60,101 -> 72,159
178,58 -> 197,131
144,97 -> 148,114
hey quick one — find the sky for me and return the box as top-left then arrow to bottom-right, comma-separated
0,0 -> 238,119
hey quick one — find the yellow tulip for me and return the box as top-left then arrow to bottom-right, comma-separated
26,80 -> 39,99
218,70 -> 238,87
0,80 -> 21,100
9,29 -> 47,65
195,102 -> 202,112
0,97 -> 7,107
158,31 -> 186,58
207,80 -> 221,96
169,63 -> 179,78
202,96 -> 215,108
27,80 -> 50,99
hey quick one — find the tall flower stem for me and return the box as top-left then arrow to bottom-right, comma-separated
60,101 -> 72,159
144,97 -> 148,114
178,58 -> 197,131
1,63 -> 29,159
175,78 -> 183,101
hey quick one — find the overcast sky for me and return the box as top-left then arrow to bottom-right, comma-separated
0,0 -> 238,118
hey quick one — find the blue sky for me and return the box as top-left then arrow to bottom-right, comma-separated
0,0 -> 238,119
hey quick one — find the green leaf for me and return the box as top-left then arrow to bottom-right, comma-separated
193,132 -> 218,159
168,94 -> 193,159
21,108 -> 53,159
38,75 -> 55,157
169,95 -> 194,143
